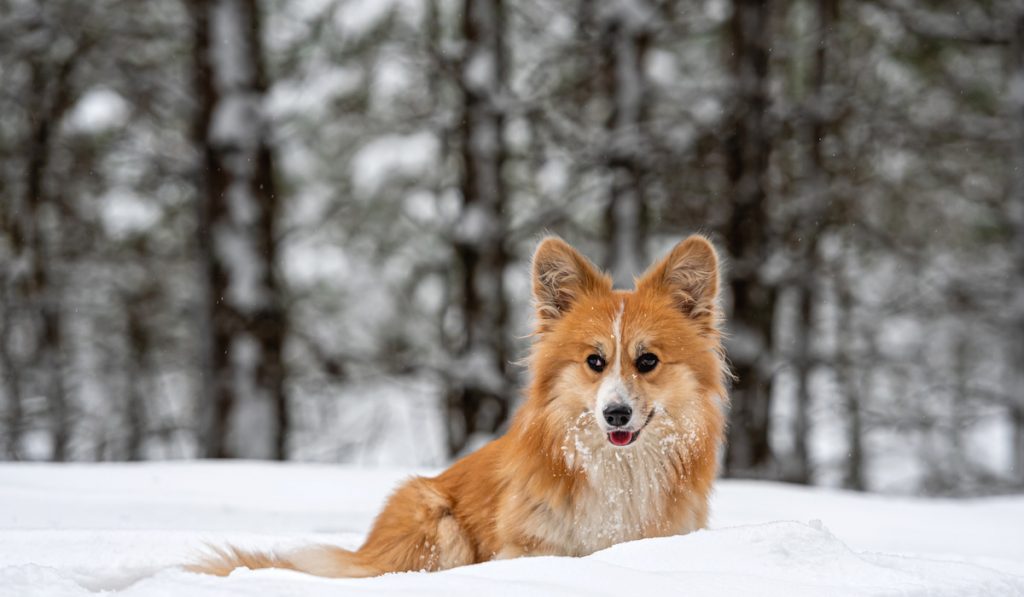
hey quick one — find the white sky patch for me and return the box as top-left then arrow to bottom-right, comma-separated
66,88 -> 129,133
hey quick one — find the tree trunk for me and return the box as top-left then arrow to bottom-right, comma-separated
787,0 -> 837,485
1013,405 -> 1024,485
723,0 -> 777,477
600,1 -> 651,287
123,287 -> 155,461
189,0 -> 288,459
1010,3 -> 1024,485
836,266 -> 865,490
789,277 -> 813,483
0,290 -> 22,460
445,0 -> 512,457
14,58 -> 77,461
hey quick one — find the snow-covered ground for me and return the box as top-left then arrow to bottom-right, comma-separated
1,462 -> 1021,596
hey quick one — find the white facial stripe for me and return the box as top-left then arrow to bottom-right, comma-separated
596,301 -> 627,418
610,300 -> 624,377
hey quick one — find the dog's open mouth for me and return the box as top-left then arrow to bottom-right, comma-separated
608,430 -> 636,446
606,410 -> 654,447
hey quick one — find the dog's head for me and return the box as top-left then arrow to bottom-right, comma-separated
524,235 -> 727,470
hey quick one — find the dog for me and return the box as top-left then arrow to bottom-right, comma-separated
188,234 -> 728,577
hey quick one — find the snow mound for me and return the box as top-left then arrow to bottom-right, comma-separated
1,463 -> 1022,596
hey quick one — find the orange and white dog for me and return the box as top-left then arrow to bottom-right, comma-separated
190,234 -> 728,578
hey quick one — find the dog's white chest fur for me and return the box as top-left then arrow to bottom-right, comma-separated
533,445 -> 692,556
573,454 -> 669,553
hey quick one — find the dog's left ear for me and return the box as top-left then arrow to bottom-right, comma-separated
637,235 -> 721,329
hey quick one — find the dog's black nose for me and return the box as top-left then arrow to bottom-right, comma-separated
603,404 -> 632,428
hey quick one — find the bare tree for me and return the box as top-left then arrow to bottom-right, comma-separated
189,0 -> 288,459
122,281 -> 159,461
1010,4 -> 1024,483
599,0 -> 652,287
9,49 -> 82,461
722,0 -> 777,477
834,251 -> 865,491
445,0 -> 513,456
785,0 -> 839,484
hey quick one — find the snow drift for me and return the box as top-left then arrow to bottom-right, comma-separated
0,462 -> 1021,596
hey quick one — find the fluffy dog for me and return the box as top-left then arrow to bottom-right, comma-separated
189,234 -> 728,577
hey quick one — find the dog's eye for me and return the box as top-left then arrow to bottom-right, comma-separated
636,353 -> 659,373
586,354 -> 606,372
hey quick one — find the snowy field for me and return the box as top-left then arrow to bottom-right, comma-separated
1,462 -> 1022,596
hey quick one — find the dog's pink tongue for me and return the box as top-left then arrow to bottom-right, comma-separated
608,431 -> 634,446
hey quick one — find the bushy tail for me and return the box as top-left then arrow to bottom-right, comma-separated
186,475 -> 475,579
185,544 -> 382,578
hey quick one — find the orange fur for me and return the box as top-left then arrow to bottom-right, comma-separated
188,234 -> 729,577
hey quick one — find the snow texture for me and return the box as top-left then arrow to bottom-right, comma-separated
0,463 -> 1021,596
350,132 -> 438,195
65,88 -> 129,133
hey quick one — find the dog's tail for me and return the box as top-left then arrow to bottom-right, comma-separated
186,475 -> 475,579
184,543 -> 382,578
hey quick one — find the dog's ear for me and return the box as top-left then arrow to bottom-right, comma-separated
532,236 -> 609,328
637,235 -> 721,329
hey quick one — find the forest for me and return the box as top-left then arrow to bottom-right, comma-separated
0,0 -> 1021,496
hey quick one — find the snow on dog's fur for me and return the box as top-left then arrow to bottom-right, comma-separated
187,235 -> 728,577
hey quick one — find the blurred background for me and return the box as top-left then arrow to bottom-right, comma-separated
0,0 -> 1021,496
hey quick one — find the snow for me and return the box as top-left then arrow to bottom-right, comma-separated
225,336 -> 276,459
210,0 -> 255,91
333,0 -> 402,37
213,223 -> 269,310
99,189 -> 163,238
1,462 -> 1022,596
350,132 -> 438,195
209,94 -> 262,150
465,51 -> 496,92
65,88 -> 129,133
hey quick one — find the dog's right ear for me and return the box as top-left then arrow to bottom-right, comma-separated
531,237 -> 609,329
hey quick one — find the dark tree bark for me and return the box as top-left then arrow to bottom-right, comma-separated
0,289 -> 22,460
1010,6 -> 1024,483
189,0 -> 288,459
723,0 -> 777,477
8,56 -> 79,461
599,2 -> 651,287
123,285 -> 157,461
787,0 -> 838,485
789,273 -> 814,483
835,265 -> 865,490
446,0 -> 512,457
